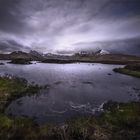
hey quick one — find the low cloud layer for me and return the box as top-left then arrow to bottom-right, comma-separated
0,0 -> 140,55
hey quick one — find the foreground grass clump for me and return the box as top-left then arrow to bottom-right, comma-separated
114,64 -> 140,78
0,75 -> 42,112
0,101 -> 139,139
0,114 -> 64,139
67,102 -> 140,140
9,58 -> 32,64
0,115 -> 39,139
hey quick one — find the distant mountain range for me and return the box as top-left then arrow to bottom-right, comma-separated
0,50 -> 44,60
0,49 -> 110,60
0,50 -> 140,65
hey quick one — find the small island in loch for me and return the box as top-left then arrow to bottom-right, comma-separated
8,58 -> 32,65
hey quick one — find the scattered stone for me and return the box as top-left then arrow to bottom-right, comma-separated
0,63 -> 4,65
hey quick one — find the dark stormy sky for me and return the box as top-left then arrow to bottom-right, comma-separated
0,0 -> 140,55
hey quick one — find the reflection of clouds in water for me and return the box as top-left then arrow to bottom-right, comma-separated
68,101 -> 108,114
68,101 -> 94,113
49,108 -> 67,114
48,101 -> 95,115
4,63 -> 140,123
69,101 -> 91,110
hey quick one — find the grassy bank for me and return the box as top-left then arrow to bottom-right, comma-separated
114,64 -> 140,78
0,75 -> 43,112
0,101 -> 139,139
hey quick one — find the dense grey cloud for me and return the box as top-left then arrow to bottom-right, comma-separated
0,0 -> 140,55
72,37 -> 140,56
0,39 -> 29,53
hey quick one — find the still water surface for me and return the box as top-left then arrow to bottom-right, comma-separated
0,61 -> 140,123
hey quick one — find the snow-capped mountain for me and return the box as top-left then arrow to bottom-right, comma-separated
95,49 -> 110,55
